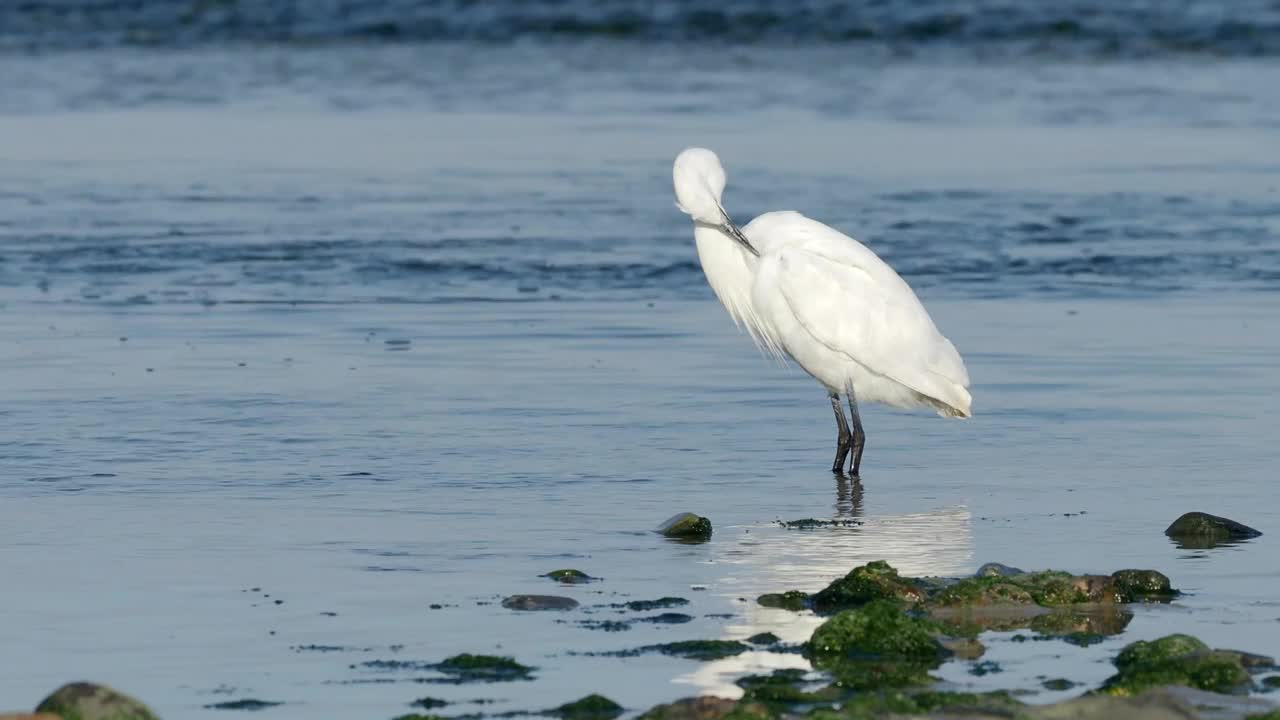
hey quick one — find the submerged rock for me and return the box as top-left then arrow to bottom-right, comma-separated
1042,677 -> 1078,691
810,560 -> 927,613
746,632 -> 781,646
657,513 -> 713,541
551,694 -> 624,720
435,654 -> 535,682
634,612 -> 694,625
409,697 -> 449,710
651,640 -> 751,661
35,683 -> 159,720
1029,688 -> 1202,719
542,569 -> 598,584
1102,634 -> 1253,696
634,696 -> 736,720
756,591 -> 808,611
502,594 -> 579,611
736,669 -> 840,707
204,699 -> 283,710
621,597 -> 690,612
1166,512 -> 1262,548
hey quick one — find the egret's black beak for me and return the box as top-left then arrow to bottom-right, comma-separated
722,218 -> 758,257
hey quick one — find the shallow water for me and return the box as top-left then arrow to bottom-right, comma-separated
3,4 -> 1280,717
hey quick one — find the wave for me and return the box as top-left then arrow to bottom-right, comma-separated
4,0 -> 1280,58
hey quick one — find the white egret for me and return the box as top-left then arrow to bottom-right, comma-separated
672,148 -> 971,477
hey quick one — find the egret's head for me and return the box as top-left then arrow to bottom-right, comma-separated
672,147 -> 757,256
673,147 -> 728,224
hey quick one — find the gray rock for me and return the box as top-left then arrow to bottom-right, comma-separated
502,594 -> 579,611
1165,512 -> 1261,549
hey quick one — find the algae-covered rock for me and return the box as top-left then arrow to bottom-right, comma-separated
746,632 -> 780,646
435,654 -> 535,682
35,683 -> 159,720
651,640 -> 751,661
1103,634 -> 1252,696
928,577 -> 1036,607
810,560 -> 926,613
756,591 -> 808,611
1111,569 -> 1180,602
635,697 -> 736,720
806,600 -> 948,689
975,562 -> 1026,577
502,594 -> 579,611
1115,634 -> 1209,670
392,715 -> 448,720
542,569 -> 597,584
657,513 -> 713,541
808,600 -> 945,661
409,697 -> 448,710
551,694 -> 624,720
1166,512 -> 1262,548
1042,678 -> 1077,691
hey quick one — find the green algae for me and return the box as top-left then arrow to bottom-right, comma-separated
808,601 -> 945,661
436,654 -> 535,682
927,577 -> 1035,607
542,569 -> 597,584
657,512 -> 713,541
736,669 -> 840,707
1114,634 -> 1209,670
1102,634 -> 1252,696
552,694 -> 624,720
758,591 -> 809,611
807,600 -> 948,690
810,561 -> 927,613
653,640 -> 752,661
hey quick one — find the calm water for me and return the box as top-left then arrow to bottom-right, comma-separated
3,1 -> 1280,717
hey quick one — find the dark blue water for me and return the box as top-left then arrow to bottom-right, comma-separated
2,2 -> 1279,718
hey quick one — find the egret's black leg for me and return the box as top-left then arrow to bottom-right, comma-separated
830,393 -> 851,474
846,387 -> 866,477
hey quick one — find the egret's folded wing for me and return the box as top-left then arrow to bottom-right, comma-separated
764,246 -> 971,416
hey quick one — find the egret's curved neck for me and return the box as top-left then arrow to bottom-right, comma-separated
693,223 -> 757,328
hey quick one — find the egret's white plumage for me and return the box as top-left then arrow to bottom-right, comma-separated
673,147 -> 971,475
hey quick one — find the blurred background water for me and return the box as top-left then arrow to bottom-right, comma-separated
1,1 -> 1278,717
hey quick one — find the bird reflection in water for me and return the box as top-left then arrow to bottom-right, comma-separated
674,476 -> 976,697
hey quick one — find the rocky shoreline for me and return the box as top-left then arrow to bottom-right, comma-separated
8,513 -> 1272,720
